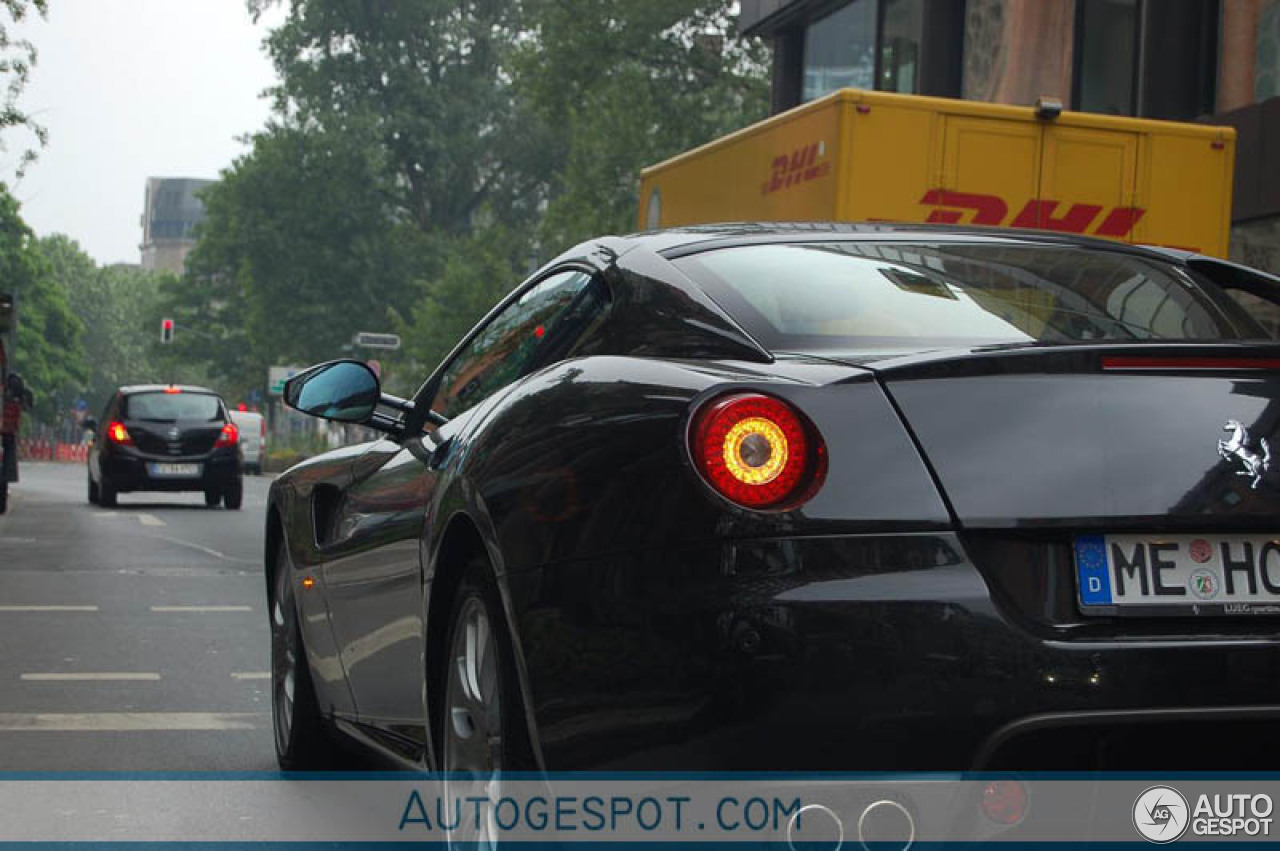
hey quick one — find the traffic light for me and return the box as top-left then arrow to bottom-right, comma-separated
160,318 -> 174,344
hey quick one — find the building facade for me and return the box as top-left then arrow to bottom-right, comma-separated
139,177 -> 214,273
740,0 -> 1280,276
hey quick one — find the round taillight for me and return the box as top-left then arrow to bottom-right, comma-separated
689,392 -> 825,509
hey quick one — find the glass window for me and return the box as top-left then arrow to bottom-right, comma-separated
124,392 -> 222,422
674,242 -> 1266,352
880,0 -> 922,94
430,271 -> 605,419
1075,0 -> 1137,115
803,0 -> 877,101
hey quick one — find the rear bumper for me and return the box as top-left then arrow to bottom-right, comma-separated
514,532 -> 1280,770
100,447 -> 240,492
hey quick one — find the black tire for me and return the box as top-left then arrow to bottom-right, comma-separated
204,489 -> 221,508
271,541 -> 333,770
88,472 -> 100,505
0,480 -> 7,515
223,481 -> 243,510
99,477 -> 117,508
439,556 -> 535,775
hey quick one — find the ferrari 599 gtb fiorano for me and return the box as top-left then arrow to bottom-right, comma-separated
265,224 -> 1280,773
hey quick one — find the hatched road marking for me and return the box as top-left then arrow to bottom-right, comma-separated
230,671 -> 270,680
0,712 -> 263,731
137,514 -> 166,527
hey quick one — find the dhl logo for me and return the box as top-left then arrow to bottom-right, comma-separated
918,190 -> 1145,238
762,143 -> 831,196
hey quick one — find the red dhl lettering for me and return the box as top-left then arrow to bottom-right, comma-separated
762,143 -> 831,196
919,190 -> 1146,239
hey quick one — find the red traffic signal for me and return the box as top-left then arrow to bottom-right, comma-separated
160,318 -> 174,344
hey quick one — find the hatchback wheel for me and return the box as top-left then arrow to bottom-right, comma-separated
87,472 -> 99,505
271,541 -> 330,769
224,482 -> 243,510
204,489 -> 221,508
98,477 -> 117,508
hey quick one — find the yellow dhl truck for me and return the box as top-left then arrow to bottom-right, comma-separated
638,89 -> 1236,258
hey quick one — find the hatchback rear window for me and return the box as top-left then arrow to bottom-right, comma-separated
674,242 -> 1268,351
124,392 -> 223,422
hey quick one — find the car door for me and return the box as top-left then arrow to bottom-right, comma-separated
319,268 -> 605,749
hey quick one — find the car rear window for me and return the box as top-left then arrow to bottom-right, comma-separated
124,392 -> 223,422
673,242 -> 1269,351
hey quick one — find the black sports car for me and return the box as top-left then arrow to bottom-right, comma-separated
86,384 -> 244,509
267,223 -> 1280,773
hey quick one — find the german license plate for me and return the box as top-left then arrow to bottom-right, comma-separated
1076,534 -> 1280,615
148,462 -> 200,478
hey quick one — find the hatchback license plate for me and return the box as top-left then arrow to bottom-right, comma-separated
1076,534 -> 1280,615
148,462 -> 200,478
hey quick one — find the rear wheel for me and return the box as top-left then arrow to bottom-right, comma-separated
223,481 -> 243,510
98,477 -> 117,508
271,542 -> 332,769
439,557 -> 534,844
0,480 -> 7,514
88,472 -> 99,505
204,489 -> 220,508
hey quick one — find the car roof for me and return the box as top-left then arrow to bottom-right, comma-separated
613,221 -> 1175,260
118,384 -> 220,396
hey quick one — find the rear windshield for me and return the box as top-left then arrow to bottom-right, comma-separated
674,242 -> 1269,351
124,392 -> 223,422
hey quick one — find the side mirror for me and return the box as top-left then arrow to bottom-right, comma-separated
82,417 -> 98,433
284,359 -> 380,424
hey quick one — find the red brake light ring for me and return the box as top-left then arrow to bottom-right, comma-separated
690,392 -> 826,510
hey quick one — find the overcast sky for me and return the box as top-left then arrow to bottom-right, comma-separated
11,1 -> 284,265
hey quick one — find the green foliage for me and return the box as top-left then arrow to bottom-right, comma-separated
518,0 -> 770,251
41,235 -> 176,414
0,189 -> 85,422
166,1 -> 769,395
0,0 -> 48,176
165,123 -> 433,400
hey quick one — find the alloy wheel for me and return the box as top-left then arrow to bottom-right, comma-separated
443,596 -> 504,848
271,568 -> 298,755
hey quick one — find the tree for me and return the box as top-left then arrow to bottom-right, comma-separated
248,0 -> 551,238
518,0 -> 770,250
0,0 -> 49,176
165,123 -> 432,399
0,189 -> 86,423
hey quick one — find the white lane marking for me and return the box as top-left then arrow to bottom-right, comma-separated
230,671 -> 270,680
0,712 -> 262,731
149,605 -> 253,613
91,512 -> 118,519
137,513 -> 166,527
0,605 -> 99,612
20,672 -> 162,682
144,534 -> 257,565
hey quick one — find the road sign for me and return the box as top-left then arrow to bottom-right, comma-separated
268,366 -> 304,396
353,332 -> 401,350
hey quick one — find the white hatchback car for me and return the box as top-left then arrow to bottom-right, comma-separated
228,409 -> 265,474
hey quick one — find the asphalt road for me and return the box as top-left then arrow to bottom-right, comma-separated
0,462 -> 276,770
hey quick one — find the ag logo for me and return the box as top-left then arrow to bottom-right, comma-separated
1133,786 -> 1189,843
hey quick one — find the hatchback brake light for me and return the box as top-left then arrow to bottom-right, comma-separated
215,422 -> 239,448
688,392 -> 826,509
106,421 -> 133,445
